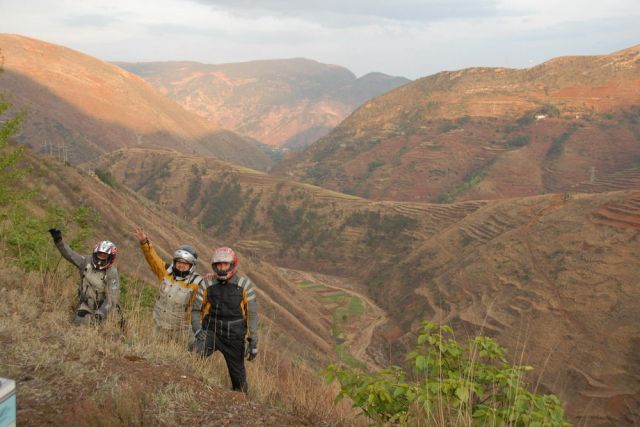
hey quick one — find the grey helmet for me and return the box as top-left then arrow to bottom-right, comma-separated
171,244 -> 198,278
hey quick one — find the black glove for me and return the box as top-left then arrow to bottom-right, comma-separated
194,328 -> 208,341
245,338 -> 258,361
48,228 -> 62,243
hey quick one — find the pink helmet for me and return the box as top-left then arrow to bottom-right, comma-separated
211,246 -> 238,281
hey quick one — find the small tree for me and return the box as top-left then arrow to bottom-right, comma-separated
325,321 -> 569,426
0,94 -> 26,205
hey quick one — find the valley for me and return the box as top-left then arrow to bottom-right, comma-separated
278,268 -> 388,371
117,59 -> 409,149
1,34 -> 639,425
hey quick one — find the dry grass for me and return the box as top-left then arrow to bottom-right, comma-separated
0,256 -> 364,426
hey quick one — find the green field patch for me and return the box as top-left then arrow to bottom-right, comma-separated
297,281 -> 367,367
347,296 -> 364,316
297,280 -> 327,290
321,293 -> 348,304
329,294 -> 366,366
334,343 -> 367,369
318,289 -> 345,297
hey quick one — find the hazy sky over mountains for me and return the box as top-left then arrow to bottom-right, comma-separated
1,0 -> 638,79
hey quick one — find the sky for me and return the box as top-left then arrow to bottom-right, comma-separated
1,0 -> 639,79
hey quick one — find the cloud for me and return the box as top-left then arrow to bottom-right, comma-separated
61,14 -> 120,28
1,0 -> 638,79
186,0 -> 503,25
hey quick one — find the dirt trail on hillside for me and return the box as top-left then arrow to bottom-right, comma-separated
279,268 -> 388,371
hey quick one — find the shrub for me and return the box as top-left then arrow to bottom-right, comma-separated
546,126 -> 579,161
95,168 -> 117,187
438,122 -> 458,133
325,321 -> 569,426
506,135 -> 530,149
200,176 -> 244,232
538,104 -> 560,117
368,159 -> 385,172
456,116 -> 471,126
0,94 -> 27,204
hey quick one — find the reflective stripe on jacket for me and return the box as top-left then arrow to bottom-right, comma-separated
140,241 -> 204,330
194,275 -> 259,344
54,239 -> 119,317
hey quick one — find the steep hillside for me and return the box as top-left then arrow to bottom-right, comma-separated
0,148 -> 373,424
27,154 -> 344,369
379,191 -> 640,425
277,45 -> 640,202
0,34 -> 272,170
116,59 -> 409,149
90,146 -> 640,424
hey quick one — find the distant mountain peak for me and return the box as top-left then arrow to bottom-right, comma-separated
117,58 -> 410,149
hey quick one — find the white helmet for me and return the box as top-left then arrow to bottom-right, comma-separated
92,240 -> 117,269
172,244 -> 197,278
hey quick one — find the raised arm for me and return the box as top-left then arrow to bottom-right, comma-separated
48,228 -> 86,269
134,226 -> 169,281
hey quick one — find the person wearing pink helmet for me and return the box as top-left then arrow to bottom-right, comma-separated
191,246 -> 259,393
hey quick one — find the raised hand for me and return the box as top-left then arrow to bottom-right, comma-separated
133,226 -> 148,244
48,228 -> 62,242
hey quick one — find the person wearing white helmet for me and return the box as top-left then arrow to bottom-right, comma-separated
134,226 -> 205,347
48,228 -> 120,325
191,246 -> 259,392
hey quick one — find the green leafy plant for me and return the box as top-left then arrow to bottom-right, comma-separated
506,135 -> 530,149
94,168 -> 117,187
119,273 -> 158,311
368,159 -> 385,172
0,94 -> 27,205
0,91 -> 99,272
325,321 -> 569,426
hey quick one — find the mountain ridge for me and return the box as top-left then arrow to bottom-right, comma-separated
275,44 -> 640,202
0,33 -> 273,170
116,57 -> 410,148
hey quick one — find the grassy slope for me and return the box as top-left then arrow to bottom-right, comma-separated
89,146 -> 640,424
0,151 -> 364,426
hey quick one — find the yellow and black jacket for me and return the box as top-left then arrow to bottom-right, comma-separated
191,275 -> 259,344
140,241 -> 204,333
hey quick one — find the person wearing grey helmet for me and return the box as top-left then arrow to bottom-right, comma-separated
134,226 -> 205,348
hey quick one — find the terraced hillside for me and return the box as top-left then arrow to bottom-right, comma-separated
90,146 -> 639,424
276,45 -> 640,202
376,190 -> 640,425
88,146 -> 487,273
591,192 -> 640,229
0,34 -> 272,170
